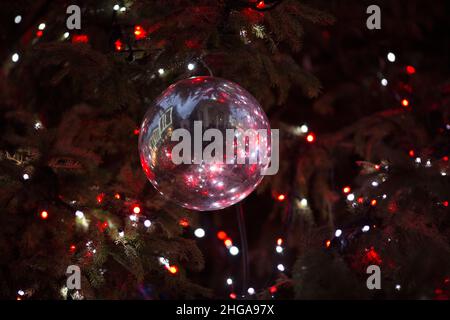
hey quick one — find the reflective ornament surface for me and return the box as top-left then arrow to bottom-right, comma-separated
139,76 -> 271,211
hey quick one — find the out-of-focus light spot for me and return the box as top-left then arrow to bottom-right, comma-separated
158,68 -> 165,75
277,264 -> 285,272
14,15 -> 22,24
362,225 -> 370,232
300,124 -> 308,133
406,65 -> 416,74
23,173 -> 30,180
75,210 -> 84,218
347,193 -> 355,201
40,210 -> 48,219
343,186 -> 351,194
187,63 -> 195,71
247,287 -> 255,295
381,78 -> 388,86
401,99 -> 409,107
113,4 -> 120,11
325,239 -> 331,248
387,52 -> 396,62
371,181 -> 379,187
277,194 -> 286,201
133,205 -> 141,214
226,278 -> 233,285
335,229 -> 342,237
194,228 -> 205,238
306,133 -> 315,143
12,53 -> 19,62
370,199 -> 377,206
217,231 -> 227,240
224,238 -> 233,248
38,23 -> 46,30
144,219 -> 152,228
276,245 -> 283,253
229,246 -> 239,256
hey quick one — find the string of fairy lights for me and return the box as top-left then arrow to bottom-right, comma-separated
9,1 -> 448,301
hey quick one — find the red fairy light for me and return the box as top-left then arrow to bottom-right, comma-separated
114,193 -> 121,200
133,205 -> 141,214
357,197 -> 364,204
134,25 -> 147,40
269,286 -> 277,294
256,1 -> 265,9
40,210 -> 49,219
72,34 -> 89,43
36,30 -> 43,37
168,265 -> 178,274
277,194 -> 286,201
409,150 -> 415,157
133,128 -> 140,135
224,238 -> 233,248
217,231 -> 227,240
443,201 -> 449,207
96,193 -> 105,203
342,186 -> 351,194
325,239 -> 331,248
365,247 -> 382,265
69,244 -> 76,252
179,218 -> 189,227
374,164 -> 381,170
401,99 -> 409,107
443,156 -> 449,162
370,199 -> 377,206
114,39 -> 123,51
229,292 -> 237,299
276,238 -> 283,246
406,65 -> 416,74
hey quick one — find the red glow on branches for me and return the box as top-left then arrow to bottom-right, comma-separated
217,231 -> 227,240
365,247 -> 382,265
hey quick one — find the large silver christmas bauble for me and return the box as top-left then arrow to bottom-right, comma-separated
138,76 -> 271,211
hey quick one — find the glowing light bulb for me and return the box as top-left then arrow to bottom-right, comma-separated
118,231 -> 124,237
119,6 -> 126,12
194,228 -> 205,238
113,4 -> 120,11
226,278 -> 233,285
362,225 -> 370,232
229,246 -> 239,256
300,124 -> 308,133
276,245 -> 283,253
38,23 -> 46,30
63,32 -> 70,39
347,193 -> 355,201
75,210 -> 84,218
381,78 -> 388,86
187,63 -> 195,71
12,53 -> 19,63
371,181 -> 379,187
14,15 -> 22,24
158,68 -> 165,75
387,52 -> 396,62
277,264 -> 285,272
23,173 -> 30,180
129,214 -> 138,222
247,287 -> 255,295
299,198 -> 308,208
334,229 -> 342,237
144,219 -> 152,228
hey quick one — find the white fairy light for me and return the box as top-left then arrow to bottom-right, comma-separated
75,210 -> 84,218
300,124 -> 309,133
119,6 -> 126,12
129,214 -> 138,222
277,264 -> 285,272
12,53 -> 19,63
362,225 -> 370,232
226,278 -> 233,285
299,198 -> 308,208
441,171 -> 447,176
23,173 -> 30,180
17,290 -> 25,296
334,229 -> 342,237
347,193 -> 355,201
158,68 -> 165,75
63,32 -> 70,39
144,219 -> 152,228
229,246 -> 239,256
187,63 -> 195,71
247,287 -> 255,295
371,181 -> 379,187
118,231 -> 124,237
415,157 -> 421,164
381,78 -> 388,86
14,15 -> 22,24
395,284 -> 401,291
276,245 -> 283,253
387,52 -> 396,62
425,159 -> 432,167
38,23 -> 46,30
113,4 -> 120,11
382,194 -> 387,199
194,228 -> 205,238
